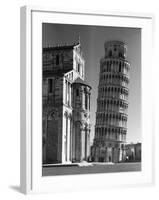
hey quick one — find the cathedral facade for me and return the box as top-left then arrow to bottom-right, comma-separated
91,41 -> 130,163
42,41 -> 91,164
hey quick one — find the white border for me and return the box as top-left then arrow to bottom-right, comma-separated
20,6 -> 154,194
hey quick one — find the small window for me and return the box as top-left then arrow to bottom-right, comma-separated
48,79 -> 53,93
56,55 -> 59,65
76,89 -> 79,96
119,62 -> 121,72
77,63 -> 80,73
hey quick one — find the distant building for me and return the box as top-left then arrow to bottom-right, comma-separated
91,41 -> 131,163
125,143 -> 141,162
135,142 -> 141,161
42,41 -> 91,164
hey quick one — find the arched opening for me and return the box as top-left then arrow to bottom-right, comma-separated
109,50 -> 112,57
119,52 -> 122,57
56,54 -> 59,65
119,62 -> 121,72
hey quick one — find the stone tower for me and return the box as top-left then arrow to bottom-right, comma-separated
91,41 -> 130,163
72,78 -> 91,162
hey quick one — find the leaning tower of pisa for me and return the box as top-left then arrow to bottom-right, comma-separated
91,41 -> 130,163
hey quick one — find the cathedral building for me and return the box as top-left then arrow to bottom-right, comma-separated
42,41 -> 91,164
91,41 -> 130,163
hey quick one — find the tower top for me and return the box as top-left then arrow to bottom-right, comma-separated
104,40 -> 127,59
105,40 -> 127,46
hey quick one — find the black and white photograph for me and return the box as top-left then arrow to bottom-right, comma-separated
42,23 -> 141,176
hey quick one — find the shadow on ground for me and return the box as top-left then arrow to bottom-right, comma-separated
9,185 -> 21,193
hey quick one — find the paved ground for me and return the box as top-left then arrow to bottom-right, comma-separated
42,162 -> 141,176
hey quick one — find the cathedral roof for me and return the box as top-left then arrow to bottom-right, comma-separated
43,42 -> 80,51
73,77 -> 91,89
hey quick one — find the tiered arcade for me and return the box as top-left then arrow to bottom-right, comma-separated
91,41 -> 130,163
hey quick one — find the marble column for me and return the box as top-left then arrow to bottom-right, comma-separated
85,128 -> 87,160
67,116 -> 70,162
69,117 -> 72,161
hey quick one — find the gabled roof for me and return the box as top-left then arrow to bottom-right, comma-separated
73,77 -> 91,89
